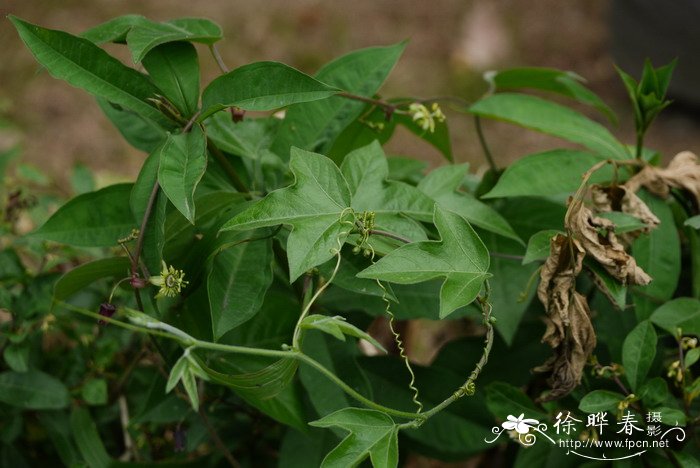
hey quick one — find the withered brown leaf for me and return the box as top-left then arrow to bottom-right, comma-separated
591,184 -> 659,242
565,195 -> 651,286
535,234 -> 596,401
626,151 -> 700,209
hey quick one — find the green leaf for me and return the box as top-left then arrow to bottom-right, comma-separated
10,16 -> 171,127
165,354 -> 189,393
653,406 -> 687,426
632,191 -> 680,320
131,148 -> 167,273
70,408 -> 111,468
70,163 -> 95,195
651,298 -> 700,336
271,42 -> 406,159
685,348 -> 700,367
638,377 -> 668,407
685,215 -> 700,230
418,163 -> 520,242
340,141 -> 434,240
470,94 -> 629,160
358,206 -> 490,318
393,111 -> 453,162
126,17 -> 222,63
586,260 -> 627,310
80,15 -> 146,44
201,62 -> 339,118
301,314 -> 387,353
3,343 -> 29,373
221,147 -> 352,281
206,113 -> 280,160
180,366 -> 199,411
142,41 -> 200,117
522,230 -> 561,264
81,379 -> 108,406
208,236 -> 274,339
310,408 -> 399,468
578,390 -> 625,413
485,382 -> 547,421
202,356 -> 298,401
622,320 -> 657,391
158,126 -> 207,223
482,232 -> 538,344
0,370 -> 69,409
483,150 -> 609,198
53,257 -> 131,301
597,211 -> 649,234
485,67 -> 616,123
96,98 -> 167,152
31,184 -> 136,247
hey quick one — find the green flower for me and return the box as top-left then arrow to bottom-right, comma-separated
149,261 -> 189,298
408,102 -> 446,133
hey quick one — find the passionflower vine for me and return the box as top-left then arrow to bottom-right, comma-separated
149,262 -> 189,298
501,414 -> 539,434
408,102 -> 446,133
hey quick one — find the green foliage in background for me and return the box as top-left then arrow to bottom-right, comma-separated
2,14 -> 699,468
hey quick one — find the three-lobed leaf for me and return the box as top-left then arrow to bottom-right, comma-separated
221,147 -> 352,281
341,141 -> 433,241
418,163 -> 520,243
310,408 -> 399,468
359,206 -> 490,318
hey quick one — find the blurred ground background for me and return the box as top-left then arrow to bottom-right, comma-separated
2,0 -> 699,191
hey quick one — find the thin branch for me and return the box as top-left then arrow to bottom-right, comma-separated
336,92 -> 397,117
369,229 -> 412,244
206,140 -> 251,197
474,115 -> 497,172
199,407 -> 240,468
132,181 -> 160,279
209,44 -> 229,73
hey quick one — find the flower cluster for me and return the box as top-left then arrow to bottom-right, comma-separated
408,102 -> 446,133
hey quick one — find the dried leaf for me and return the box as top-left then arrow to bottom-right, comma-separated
626,151 -> 700,208
536,291 -> 596,401
591,184 -> 659,241
535,234 -> 596,401
566,196 -> 651,286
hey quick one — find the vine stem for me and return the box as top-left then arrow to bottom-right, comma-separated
336,92 -> 397,116
474,115 -> 497,172
132,181 -> 160,279
209,44 -> 229,73
58,301 -> 421,420
206,141 -> 251,197
368,229 -> 412,244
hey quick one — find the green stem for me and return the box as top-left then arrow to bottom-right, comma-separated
474,115 -> 497,172
369,229 -> 412,244
206,140 -> 251,197
296,353 -> 423,420
292,252 -> 342,348
336,92 -> 397,116
635,130 -> 644,160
